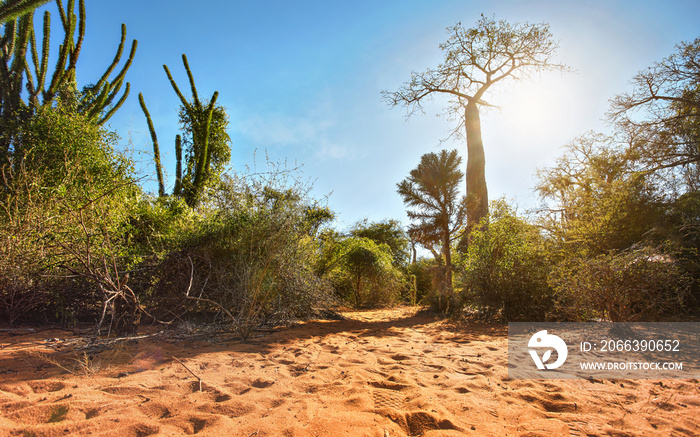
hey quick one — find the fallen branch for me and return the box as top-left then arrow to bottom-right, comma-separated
32,352 -> 76,375
172,356 -> 202,392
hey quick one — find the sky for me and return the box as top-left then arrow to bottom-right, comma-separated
40,0 -> 700,231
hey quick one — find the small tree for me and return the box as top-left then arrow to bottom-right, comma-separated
384,15 -> 568,235
397,149 -> 468,309
342,238 -> 390,306
315,230 -> 403,307
349,219 -> 410,268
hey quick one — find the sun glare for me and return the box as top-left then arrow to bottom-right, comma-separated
500,82 -> 560,136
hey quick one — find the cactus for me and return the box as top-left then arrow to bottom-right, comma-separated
139,54 -> 230,208
0,0 -> 137,158
138,93 -> 165,198
174,134 -> 183,196
0,0 -> 51,24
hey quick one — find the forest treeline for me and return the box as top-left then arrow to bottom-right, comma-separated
0,2 -> 697,337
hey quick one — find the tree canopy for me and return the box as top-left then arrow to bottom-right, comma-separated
608,38 -> 700,190
349,219 -> 410,268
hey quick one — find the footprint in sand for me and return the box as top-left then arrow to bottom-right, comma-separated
370,380 -> 410,410
27,380 -> 65,393
389,353 -> 411,361
250,377 -> 275,389
509,388 -> 577,413
368,379 -> 463,436
164,414 -> 217,435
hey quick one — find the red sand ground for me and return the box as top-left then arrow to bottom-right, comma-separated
0,307 -> 698,436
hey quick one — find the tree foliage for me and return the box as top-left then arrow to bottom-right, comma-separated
398,149 -> 467,309
349,219 -> 410,269
318,234 -> 403,308
459,199 -> 553,320
536,133 -> 664,257
608,38 -> 700,180
532,39 -> 700,321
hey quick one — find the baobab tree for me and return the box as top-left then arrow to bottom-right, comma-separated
383,15 -> 569,241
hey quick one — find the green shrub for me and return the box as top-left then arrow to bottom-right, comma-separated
458,200 -> 553,321
349,219 -> 411,269
317,233 -> 404,308
149,173 -> 336,338
406,258 -> 437,304
0,106 -> 139,330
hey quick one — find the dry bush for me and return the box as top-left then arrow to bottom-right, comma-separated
550,245 -> 693,321
0,164 -> 54,325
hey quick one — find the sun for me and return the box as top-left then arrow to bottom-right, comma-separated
499,81 -> 561,136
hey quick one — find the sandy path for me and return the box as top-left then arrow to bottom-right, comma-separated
0,307 -> 698,436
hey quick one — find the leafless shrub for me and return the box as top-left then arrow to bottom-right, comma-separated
550,245 -> 693,321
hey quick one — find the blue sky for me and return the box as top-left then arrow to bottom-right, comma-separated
44,0 -> 700,230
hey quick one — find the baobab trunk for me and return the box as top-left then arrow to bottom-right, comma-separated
464,100 -> 489,231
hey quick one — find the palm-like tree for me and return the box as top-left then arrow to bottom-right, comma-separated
397,149 -> 468,294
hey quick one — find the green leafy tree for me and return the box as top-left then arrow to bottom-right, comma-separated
139,54 -> 231,208
535,133 -> 663,257
383,15 -> 568,236
315,230 -> 403,307
342,238 -> 393,306
336,237 -> 402,307
397,149 -> 468,308
349,219 -> 410,268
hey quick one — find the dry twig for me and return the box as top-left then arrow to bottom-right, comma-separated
172,356 -> 203,391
